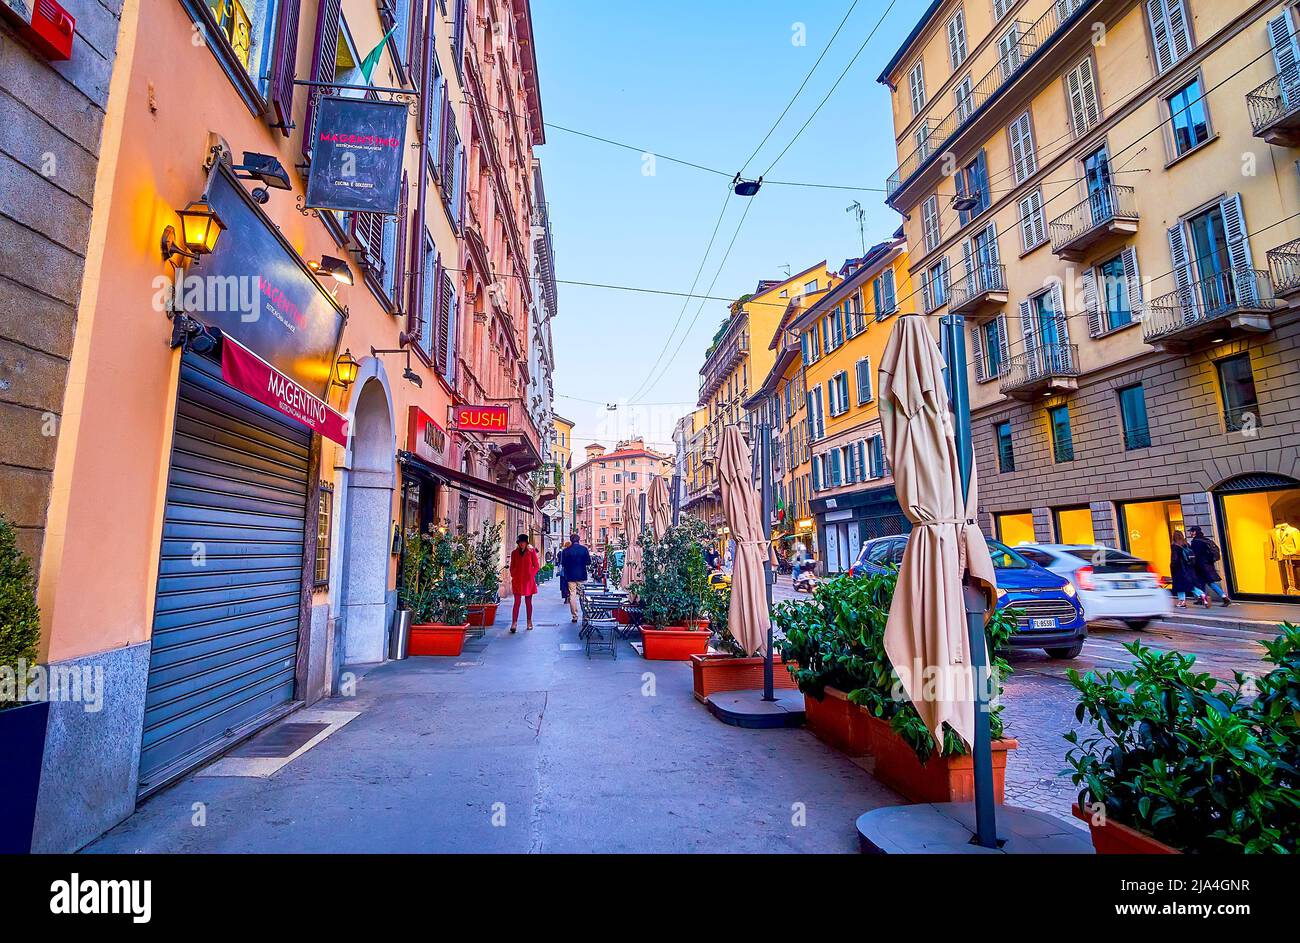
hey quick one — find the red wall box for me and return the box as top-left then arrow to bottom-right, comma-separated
1,0 -> 75,61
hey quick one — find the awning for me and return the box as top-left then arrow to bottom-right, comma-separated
221,334 -> 349,444
398,451 -> 534,514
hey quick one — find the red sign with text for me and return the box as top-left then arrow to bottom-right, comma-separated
407,405 -> 447,464
452,404 -> 509,433
222,336 -> 349,445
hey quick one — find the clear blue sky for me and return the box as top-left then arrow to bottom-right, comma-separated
530,0 -> 919,455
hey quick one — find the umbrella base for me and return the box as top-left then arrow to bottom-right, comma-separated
705,689 -> 806,729
856,802 -> 1092,855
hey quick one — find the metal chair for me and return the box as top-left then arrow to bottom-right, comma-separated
580,591 -> 619,658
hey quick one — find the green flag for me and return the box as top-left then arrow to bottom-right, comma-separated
359,27 -> 397,83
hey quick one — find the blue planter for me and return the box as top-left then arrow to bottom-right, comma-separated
0,700 -> 50,853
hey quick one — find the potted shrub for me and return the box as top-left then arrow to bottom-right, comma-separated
462,523 -> 503,628
689,581 -> 798,702
777,571 -> 1020,801
399,526 -> 470,657
1065,627 -> 1300,854
0,514 -> 50,853
635,518 -> 713,661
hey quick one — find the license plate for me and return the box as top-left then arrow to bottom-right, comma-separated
1031,617 -> 1058,630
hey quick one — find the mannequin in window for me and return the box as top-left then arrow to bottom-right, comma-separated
1267,522 -> 1300,596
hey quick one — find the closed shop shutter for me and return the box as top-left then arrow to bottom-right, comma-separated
139,353 -> 311,795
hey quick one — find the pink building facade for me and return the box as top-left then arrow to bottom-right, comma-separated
572,440 -> 673,547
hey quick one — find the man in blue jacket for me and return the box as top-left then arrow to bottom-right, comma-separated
557,533 -> 591,622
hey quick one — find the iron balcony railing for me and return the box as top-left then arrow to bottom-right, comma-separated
949,263 -> 1007,311
1141,269 -> 1277,343
1048,185 -> 1138,252
1267,237 -> 1300,294
1246,67 -> 1300,137
1052,430 -> 1075,463
886,0 -> 1091,199
1000,342 -> 1079,394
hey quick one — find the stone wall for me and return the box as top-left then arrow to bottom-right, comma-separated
0,0 -> 122,562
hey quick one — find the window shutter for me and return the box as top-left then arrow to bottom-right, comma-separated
922,196 -> 940,250
974,151 -> 989,213
1082,267 -> 1101,336
302,0 -> 342,159
869,436 -> 885,479
1269,11 -> 1300,80
1008,111 -> 1036,184
1147,0 -> 1175,73
442,269 -> 457,380
1065,58 -> 1100,138
996,313 -> 1010,374
812,456 -> 821,491
393,173 -> 409,315
872,278 -> 882,318
451,0 -> 468,75
883,270 -> 896,314
1050,282 -> 1068,344
1167,221 -> 1194,302
947,11 -> 966,69
408,0 -> 425,86
1019,189 -> 1044,250
970,324 -> 986,382
831,450 -> 842,487
1166,0 -> 1193,67
1019,299 -> 1036,351
908,61 -> 925,115
1121,246 -> 1143,311
844,447 -> 856,485
351,212 -> 384,272
440,94 -> 456,187
430,254 -> 446,370
1219,193 -> 1256,304
998,24 -> 1022,80
268,0 -> 301,136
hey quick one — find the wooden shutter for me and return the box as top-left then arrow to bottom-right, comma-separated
452,0 -> 468,74
1147,0 -> 1175,73
393,174 -> 409,315
268,0 -> 301,136
302,0 -> 342,159
947,10 -> 966,69
908,61 -> 925,115
1269,11 -> 1300,79
1220,193 -> 1257,305
431,255 -> 447,371
995,314 -> 1010,374
883,270 -> 896,314
1050,282 -> 1068,344
831,450 -> 842,487
1082,267 -> 1101,336
1008,111 -> 1036,184
970,324 -> 986,382
1019,298 -> 1036,352
1019,189 -> 1044,250
1065,58 -> 1100,138
1167,221 -> 1195,303
1166,0 -> 1193,67
408,0 -> 425,87
351,212 -> 384,273
922,196 -> 940,250
440,92 -> 456,185
811,454 -> 820,490
974,151 -> 989,214
441,267 -> 456,378
1121,246 -> 1143,311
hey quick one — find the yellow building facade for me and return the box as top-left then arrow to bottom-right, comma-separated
880,0 -> 1300,599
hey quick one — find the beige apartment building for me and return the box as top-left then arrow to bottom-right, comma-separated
571,438 -> 672,548
880,0 -> 1300,601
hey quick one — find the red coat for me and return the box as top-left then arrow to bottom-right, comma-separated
509,547 -> 540,596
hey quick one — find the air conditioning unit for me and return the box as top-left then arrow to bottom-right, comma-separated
1,0 -> 75,60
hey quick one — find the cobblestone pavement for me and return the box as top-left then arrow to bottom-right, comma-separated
996,671 -> 1087,826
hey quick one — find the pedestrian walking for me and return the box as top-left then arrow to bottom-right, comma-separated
509,533 -> 540,633
1170,530 -> 1207,609
557,532 -> 591,622
1188,526 -> 1231,606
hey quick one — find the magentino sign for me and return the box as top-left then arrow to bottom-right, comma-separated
305,96 -> 408,215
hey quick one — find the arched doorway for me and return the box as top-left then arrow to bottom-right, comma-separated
339,376 -> 395,664
1214,473 -> 1300,601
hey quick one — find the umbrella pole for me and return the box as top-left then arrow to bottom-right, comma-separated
942,313 -> 1000,850
758,421 -> 776,701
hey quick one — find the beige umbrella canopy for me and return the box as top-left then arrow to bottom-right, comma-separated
647,475 -> 671,542
620,490 -> 642,591
877,314 -> 998,751
718,424 -> 770,656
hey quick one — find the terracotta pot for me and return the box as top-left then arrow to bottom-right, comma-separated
690,653 -> 797,703
641,627 -> 712,661
859,712 -> 1016,803
466,603 -> 499,627
803,687 -> 872,756
686,618 -> 710,632
1072,803 -> 1181,854
409,623 -> 469,657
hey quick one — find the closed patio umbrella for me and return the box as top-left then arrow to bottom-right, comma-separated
621,490 -> 642,592
647,475 -> 671,542
877,314 -> 998,751
718,424 -> 769,656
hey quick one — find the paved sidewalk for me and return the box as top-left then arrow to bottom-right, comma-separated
87,593 -> 898,854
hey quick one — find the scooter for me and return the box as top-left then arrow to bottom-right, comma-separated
793,562 -> 819,594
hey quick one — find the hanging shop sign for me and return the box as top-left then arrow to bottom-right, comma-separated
180,164 -> 346,397
222,335 -> 349,445
305,96 -> 408,215
451,404 -> 510,433
407,405 -> 448,464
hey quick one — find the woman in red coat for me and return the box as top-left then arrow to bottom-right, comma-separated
509,533 -> 540,633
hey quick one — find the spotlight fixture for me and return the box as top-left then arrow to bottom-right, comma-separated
334,348 -> 359,388
232,151 -> 291,203
732,174 -> 763,197
952,193 -> 980,213
309,255 -> 355,286
403,366 -> 423,388
371,345 -> 423,388
161,199 -> 225,263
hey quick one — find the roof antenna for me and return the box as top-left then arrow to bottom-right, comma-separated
846,201 -> 866,255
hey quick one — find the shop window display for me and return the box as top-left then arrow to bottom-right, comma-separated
1055,506 -> 1095,545
996,511 -> 1035,546
1220,485 -> 1300,598
1119,498 -> 1183,579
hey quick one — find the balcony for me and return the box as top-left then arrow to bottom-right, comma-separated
496,399 -> 544,476
1247,67 -> 1300,147
1049,186 -> 1138,261
1141,269 -> 1278,352
948,263 -> 1008,318
1266,237 -> 1300,297
999,343 -> 1080,400
885,0 -> 1098,206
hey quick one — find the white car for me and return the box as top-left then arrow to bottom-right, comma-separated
1015,544 -> 1171,630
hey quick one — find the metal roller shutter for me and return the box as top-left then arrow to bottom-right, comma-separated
139,353 -> 311,795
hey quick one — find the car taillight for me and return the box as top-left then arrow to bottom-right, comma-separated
1075,566 -> 1096,591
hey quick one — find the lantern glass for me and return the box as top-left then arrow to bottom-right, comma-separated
336,350 -> 359,387
178,200 -> 225,255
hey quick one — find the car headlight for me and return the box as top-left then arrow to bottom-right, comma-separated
1062,582 -> 1077,598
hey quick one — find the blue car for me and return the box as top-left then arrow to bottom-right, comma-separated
849,535 -> 1087,659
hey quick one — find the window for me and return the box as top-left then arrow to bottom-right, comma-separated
996,512 -> 1035,545
1064,56 -> 1101,137
855,358 -> 873,405
908,60 -> 926,116
867,435 -> 886,479
947,9 -> 968,69
995,421 -> 1015,473
1007,111 -> 1037,184
1090,249 -> 1139,334
925,259 -> 949,311
954,75 -> 974,123
1146,0 -> 1194,74
1049,404 -> 1074,463
1119,383 -> 1151,449
915,123 -> 933,162
805,279 -> 819,293
613,473 -> 621,483
957,152 -> 989,224
198,0 -> 287,111
993,0 -> 1014,20
872,270 -> 897,319
998,23 -> 1023,80
417,232 -> 437,354
314,481 -> 334,586
1018,188 -> 1047,251
1216,354 -> 1260,432
973,316 -> 1006,380
1166,75 -> 1210,157
921,195 -> 940,251
828,372 -> 850,416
